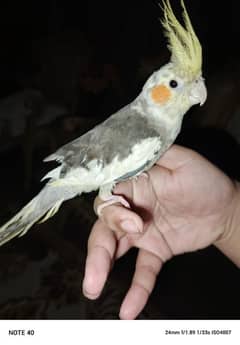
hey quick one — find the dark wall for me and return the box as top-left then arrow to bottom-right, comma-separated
0,0 -> 239,97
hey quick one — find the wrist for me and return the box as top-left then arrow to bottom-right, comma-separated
214,181 -> 240,267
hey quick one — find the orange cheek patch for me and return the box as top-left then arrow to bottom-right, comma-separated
151,84 -> 171,105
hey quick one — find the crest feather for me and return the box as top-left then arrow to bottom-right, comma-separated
161,0 -> 202,81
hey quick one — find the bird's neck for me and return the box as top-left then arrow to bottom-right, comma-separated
131,96 -> 185,137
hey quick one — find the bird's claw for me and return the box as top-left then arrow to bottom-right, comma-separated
96,195 -> 130,217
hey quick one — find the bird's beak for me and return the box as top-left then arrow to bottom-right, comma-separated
190,77 -> 207,106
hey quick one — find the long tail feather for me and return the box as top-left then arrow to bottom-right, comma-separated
0,183 -> 77,246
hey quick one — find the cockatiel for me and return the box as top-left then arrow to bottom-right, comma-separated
0,0 -> 207,246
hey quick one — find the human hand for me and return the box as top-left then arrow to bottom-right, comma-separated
82,145 -> 237,319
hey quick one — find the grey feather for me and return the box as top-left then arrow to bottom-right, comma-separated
0,184 -> 77,246
44,104 -> 166,178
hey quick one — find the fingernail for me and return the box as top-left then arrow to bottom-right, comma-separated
120,220 -> 141,233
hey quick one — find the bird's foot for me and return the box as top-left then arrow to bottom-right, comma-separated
96,195 -> 130,217
140,172 -> 149,179
133,172 -> 149,181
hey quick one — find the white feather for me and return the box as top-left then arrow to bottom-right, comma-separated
41,166 -> 61,181
47,137 -> 162,194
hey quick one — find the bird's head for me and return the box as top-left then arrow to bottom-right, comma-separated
141,0 -> 207,120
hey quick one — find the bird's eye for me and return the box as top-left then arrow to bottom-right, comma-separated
169,80 -> 178,88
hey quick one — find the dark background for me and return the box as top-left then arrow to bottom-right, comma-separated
0,0 -> 239,319
0,0 -> 239,99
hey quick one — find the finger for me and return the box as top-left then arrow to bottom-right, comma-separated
119,249 -> 163,320
115,234 -> 135,259
158,144 -> 197,170
94,196 -> 144,234
82,219 -> 116,299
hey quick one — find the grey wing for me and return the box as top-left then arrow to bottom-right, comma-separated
44,106 -> 163,180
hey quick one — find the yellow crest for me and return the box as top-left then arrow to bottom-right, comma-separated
161,0 -> 202,81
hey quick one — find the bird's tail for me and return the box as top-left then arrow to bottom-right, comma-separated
0,182 -> 77,246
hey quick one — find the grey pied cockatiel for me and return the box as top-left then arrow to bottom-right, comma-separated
0,0 -> 207,246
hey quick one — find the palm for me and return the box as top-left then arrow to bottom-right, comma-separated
83,145 -> 236,319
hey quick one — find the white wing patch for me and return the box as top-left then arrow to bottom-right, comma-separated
101,136 -> 162,185
42,137 -> 162,194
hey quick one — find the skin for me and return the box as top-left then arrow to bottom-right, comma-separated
82,145 -> 238,320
